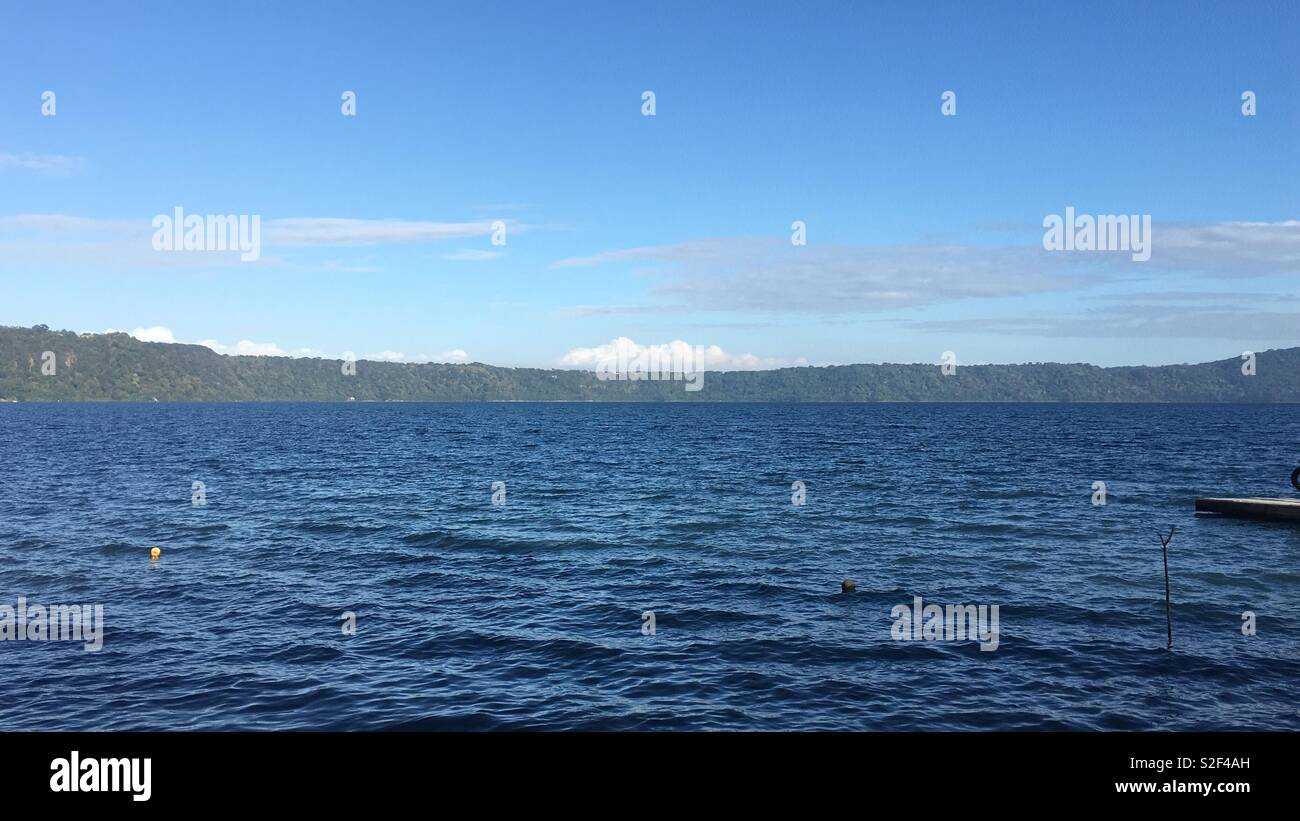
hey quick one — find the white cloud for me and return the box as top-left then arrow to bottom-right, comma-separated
909,304 -> 1300,341
555,237 -> 1080,313
555,304 -> 658,318
442,249 -> 504,261
105,325 -> 178,343
191,339 -> 471,363
1,214 -> 138,232
421,349 -> 471,364
0,213 -> 513,246
1144,220 -> 1300,276
552,221 -> 1300,315
0,152 -> 87,176
127,325 -> 176,343
363,349 -> 472,364
264,218 -> 507,247
102,327 -> 450,360
321,260 -> 383,273
560,336 -> 800,372
196,338 -> 327,357
2,213 -> 522,274
0,215 -> 527,274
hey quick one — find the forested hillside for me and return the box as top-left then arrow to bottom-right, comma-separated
3,325 -> 1298,402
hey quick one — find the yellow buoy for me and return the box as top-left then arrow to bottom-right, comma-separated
150,547 -> 162,560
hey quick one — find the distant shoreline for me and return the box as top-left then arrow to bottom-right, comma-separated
4,325 -> 1300,403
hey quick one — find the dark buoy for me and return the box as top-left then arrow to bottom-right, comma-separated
841,579 -> 856,594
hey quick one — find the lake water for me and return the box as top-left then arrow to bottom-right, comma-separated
1,402 -> 1298,730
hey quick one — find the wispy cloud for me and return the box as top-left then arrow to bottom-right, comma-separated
0,214 -> 137,232
265,218 -> 507,247
908,304 -> 1300,341
554,304 -> 685,319
321,260 -> 384,274
442,248 -> 504,261
1150,221 -> 1300,276
1086,289 -> 1300,304
1,214 -> 520,248
556,237 -> 1081,313
0,152 -> 87,176
553,221 -> 1300,315
0,213 -> 517,271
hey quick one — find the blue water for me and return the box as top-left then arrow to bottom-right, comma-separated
1,402 -> 1298,731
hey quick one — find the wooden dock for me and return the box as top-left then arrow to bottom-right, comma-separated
1194,497 -> 1300,522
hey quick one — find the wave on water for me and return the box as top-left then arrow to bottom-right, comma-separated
2,402 -> 1299,730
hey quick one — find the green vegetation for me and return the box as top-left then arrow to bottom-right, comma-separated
3,324 -> 1298,402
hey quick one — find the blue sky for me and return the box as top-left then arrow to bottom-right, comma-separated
1,0 -> 1297,368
